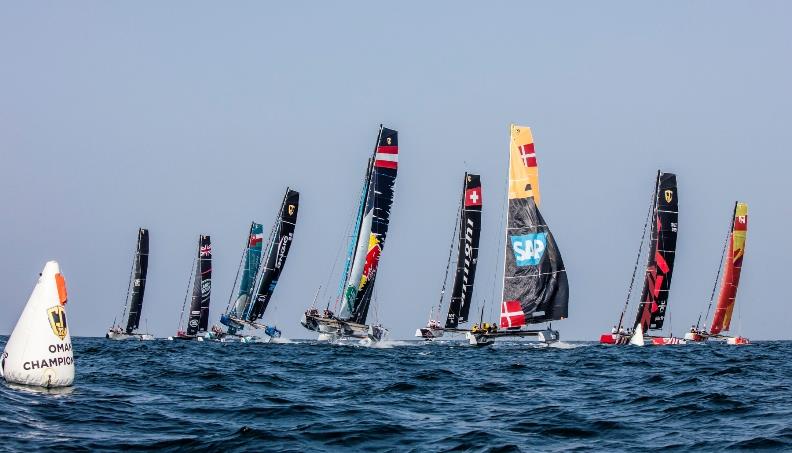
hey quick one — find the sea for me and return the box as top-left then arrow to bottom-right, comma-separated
0,337 -> 790,452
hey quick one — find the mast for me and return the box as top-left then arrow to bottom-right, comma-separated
500,125 -> 568,329
247,188 -> 300,321
709,202 -> 748,334
632,171 -> 678,334
339,126 -> 399,325
616,192 -> 654,331
445,173 -> 483,328
124,228 -> 149,334
186,235 -> 212,336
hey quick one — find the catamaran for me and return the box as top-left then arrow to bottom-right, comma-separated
301,125 -> 398,342
600,171 -> 682,346
172,235 -> 212,341
213,189 -> 300,342
466,124 -> 568,346
684,202 -> 749,345
107,228 -> 154,340
416,173 -> 482,340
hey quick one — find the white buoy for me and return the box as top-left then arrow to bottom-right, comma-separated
1,261 -> 75,388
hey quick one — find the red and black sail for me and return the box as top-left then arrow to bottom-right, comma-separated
633,172 -> 678,333
445,173 -> 482,328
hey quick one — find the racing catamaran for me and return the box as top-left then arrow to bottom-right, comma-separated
684,202 -> 749,345
600,171 -> 681,346
467,124 -> 568,346
416,173 -> 482,340
214,189 -> 300,342
107,228 -> 154,340
301,125 -> 398,342
172,235 -> 212,341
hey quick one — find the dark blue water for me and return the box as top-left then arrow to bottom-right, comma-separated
0,337 -> 790,451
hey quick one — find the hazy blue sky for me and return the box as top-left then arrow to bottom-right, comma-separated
1,2 -> 790,340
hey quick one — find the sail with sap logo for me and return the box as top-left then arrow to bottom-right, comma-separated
500,125 -> 568,328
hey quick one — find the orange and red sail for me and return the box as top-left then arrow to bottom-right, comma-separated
709,202 -> 748,335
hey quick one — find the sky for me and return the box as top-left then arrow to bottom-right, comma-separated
1,1 -> 790,340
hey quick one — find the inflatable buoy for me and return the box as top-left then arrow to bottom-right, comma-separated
1,261 -> 75,387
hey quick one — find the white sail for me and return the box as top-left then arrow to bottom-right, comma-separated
339,209 -> 373,318
630,323 -> 645,346
1,261 -> 75,387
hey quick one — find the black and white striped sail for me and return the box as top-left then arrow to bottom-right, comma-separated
186,235 -> 212,336
445,173 -> 482,328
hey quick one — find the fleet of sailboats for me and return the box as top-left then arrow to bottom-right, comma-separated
0,123 -> 753,358
301,125 -> 399,342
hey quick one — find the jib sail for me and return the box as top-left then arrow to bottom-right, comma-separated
633,171 -> 678,333
125,228 -> 149,334
186,235 -> 212,335
709,202 -> 748,335
339,126 -> 399,325
500,125 -> 568,328
445,173 -> 482,328
247,189 -> 300,321
232,222 -> 265,317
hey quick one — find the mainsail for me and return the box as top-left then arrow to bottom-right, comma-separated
232,222 -> 264,317
445,173 -> 482,328
709,202 -> 748,335
124,228 -> 149,334
186,235 -> 212,336
500,125 -> 568,328
338,126 -> 399,325
247,189 -> 300,321
633,172 -> 678,334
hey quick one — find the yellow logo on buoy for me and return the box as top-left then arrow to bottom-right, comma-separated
664,189 -> 673,203
47,305 -> 68,340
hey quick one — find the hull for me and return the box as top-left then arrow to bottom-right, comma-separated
466,328 -> 559,346
683,332 -> 707,342
105,330 -> 154,341
169,333 -> 205,341
599,333 -> 631,345
726,336 -> 750,345
650,337 -> 687,345
415,327 -> 444,340
301,313 -> 386,342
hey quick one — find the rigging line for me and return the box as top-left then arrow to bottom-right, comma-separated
436,177 -> 464,319
178,253 -> 197,332
225,225 -> 251,315
489,174 -> 509,324
699,213 -> 733,331
119,235 -> 138,328
323,201 -> 356,306
617,188 -> 655,331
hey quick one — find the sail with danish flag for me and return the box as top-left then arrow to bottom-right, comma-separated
500,125 -> 568,329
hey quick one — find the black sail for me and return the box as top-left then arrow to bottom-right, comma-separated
248,189 -> 299,321
125,228 -> 149,334
349,127 -> 399,325
503,197 -> 569,324
634,172 -> 678,333
445,173 -> 482,328
187,235 -> 212,335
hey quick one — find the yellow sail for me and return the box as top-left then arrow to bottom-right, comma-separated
508,124 -> 541,206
